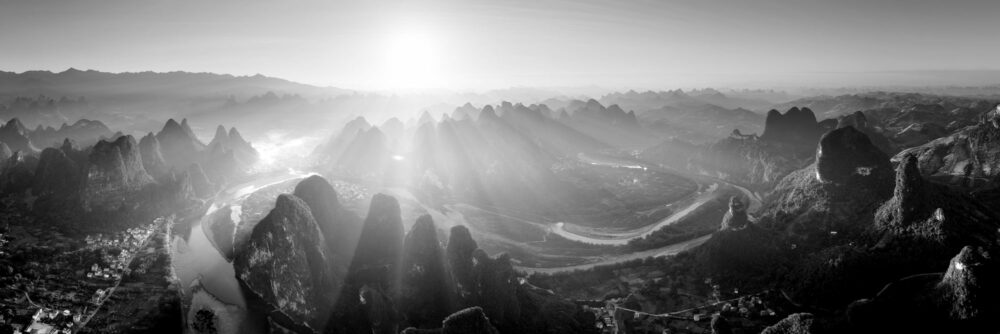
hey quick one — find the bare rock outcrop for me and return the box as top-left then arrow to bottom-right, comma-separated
874,155 -> 1000,250
719,197 -> 749,230
895,103 -> 1000,190
815,126 -> 893,186
81,135 -> 155,211
761,107 -> 823,144
233,194 -> 336,333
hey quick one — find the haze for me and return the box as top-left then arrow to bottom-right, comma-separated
3,0 -> 1000,91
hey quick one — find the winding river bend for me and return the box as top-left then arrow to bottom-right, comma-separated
170,169 -> 314,333
514,153 -> 762,273
548,154 -> 759,245
168,153 -> 760,322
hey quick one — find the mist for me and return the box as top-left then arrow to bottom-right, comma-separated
3,1 -> 1000,334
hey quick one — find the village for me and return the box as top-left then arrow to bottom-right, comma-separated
585,289 -> 782,334
531,256 -> 794,334
0,217 -> 161,334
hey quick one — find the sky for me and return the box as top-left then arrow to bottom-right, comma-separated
2,0 -> 999,91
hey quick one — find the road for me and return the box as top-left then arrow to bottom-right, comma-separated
549,184 -> 719,246
518,235 -> 712,275
547,153 -> 758,246
78,218 -> 162,332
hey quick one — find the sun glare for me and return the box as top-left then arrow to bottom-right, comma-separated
377,25 -> 447,91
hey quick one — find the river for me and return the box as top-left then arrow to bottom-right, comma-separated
547,153 -> 757,246
169,155 -> 752,317
170,169 -> 314,333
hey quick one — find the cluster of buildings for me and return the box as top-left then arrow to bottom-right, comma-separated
586,303 -> 618,333
718,295 -> 775,320
0,220 -> 161,334
83,225 -> 154,251
593,292 -> 780,334
82,225 -> 155,282
1,307 -> 84,334
88,289 -> 108,306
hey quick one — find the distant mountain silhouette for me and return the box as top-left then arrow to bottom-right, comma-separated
0,68 -> 348,99
28,119 -> 113,149
601,89 -> 773,112
761,107 -> 825,144
151,118 -> 258,186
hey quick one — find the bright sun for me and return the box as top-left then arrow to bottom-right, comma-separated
378,27 -> 446,91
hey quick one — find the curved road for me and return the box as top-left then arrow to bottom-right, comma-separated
550,183 -> 719,246
518,235 -> 712,275
549,153 -> 759,246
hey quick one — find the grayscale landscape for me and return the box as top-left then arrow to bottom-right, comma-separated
2,0 -> 1000,333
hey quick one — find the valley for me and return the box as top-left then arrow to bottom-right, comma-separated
2,55 -> 1000,334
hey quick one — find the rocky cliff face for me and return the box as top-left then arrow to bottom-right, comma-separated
1,152 -> 37,194
400,215 -> 452,328
896,104 -> 1000,190
81,135 -> 155,211
154,119 -> 257,185
0,143 -> 11,162
24,134 -> 184,222
207,125 -> 259,166
205,204 -> 237,261
0,118 -> 36,153
330,193 -> 406,334
939,246 -> 1000,321
291,175 -> 362,280
874,155 -> 1000,251
229,184 -> 597,333
719,197 -> 749,230
684,107 -> 829,191
691,134 -> 810,191
846,246 -> 1000,333
470,250 -> 521,329
138,132 -> 168,179
349,193 -> 404,288
761,313 -> 825,334
761,126 -> 894,237
156,118 -> 206,169
233,194 -> 336,333
447,225 -> 478,296
761,107 -> 825,144
815,126 -> 894,186
32,146 -> 82,196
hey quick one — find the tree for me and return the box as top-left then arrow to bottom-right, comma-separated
191,309 -> 217,334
